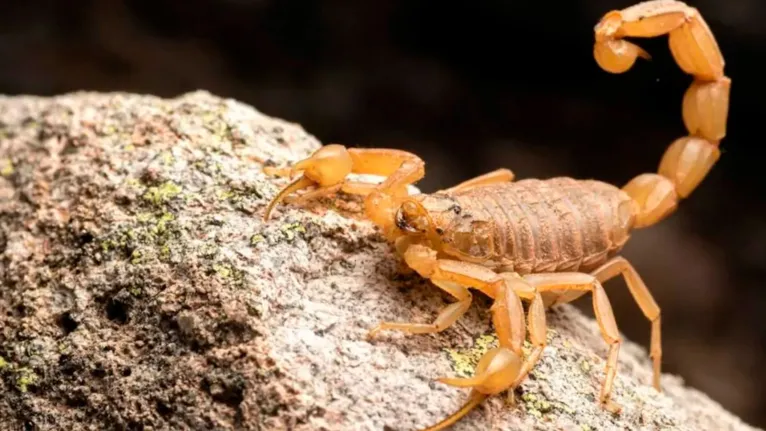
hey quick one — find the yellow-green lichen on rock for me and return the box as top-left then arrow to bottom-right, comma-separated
0,357 -> 40,394
444,333 -> 498,378
142,181 -> 182,207
0,158 -> 13,177
15,367 -> 39,393
280,222 -> 306,242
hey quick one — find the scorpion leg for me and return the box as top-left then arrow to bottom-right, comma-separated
592,257 -> 662,391
368,245 -> 504,340
366,280 -> 473,339
263,144 -> 424,220
442,168 -> 515,193
508,275 -> 547,388
524,272 -> 623,413
423,276 -> 548,431
388,245 -> 547,431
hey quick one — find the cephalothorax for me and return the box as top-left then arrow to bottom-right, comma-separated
262,1 -> 730,429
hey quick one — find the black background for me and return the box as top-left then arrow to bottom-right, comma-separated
1,0 -> 763,426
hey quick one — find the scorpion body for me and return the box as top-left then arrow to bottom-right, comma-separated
261,1 -> 730,429
419,177 -> 634,276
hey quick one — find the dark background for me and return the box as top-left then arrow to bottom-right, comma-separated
1,0 -> 763,426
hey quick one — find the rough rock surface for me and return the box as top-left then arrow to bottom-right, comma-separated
0,91 -> 759,431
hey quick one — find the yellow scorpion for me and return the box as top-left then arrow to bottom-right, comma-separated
263,1 -> 730,429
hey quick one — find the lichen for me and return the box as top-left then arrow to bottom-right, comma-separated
444,333 -> 498,378
217,189 -> 236,201
126,177 -> 142,189
193,158 -> 223,178
213,263 -> 232,278
280,222 -> 306,242
522,392 -> 553,418
211,262 -> 246,288
198,243 -> 219,259
143,181 -> 182,206
152,212 -> 175,235
0,158 -> 13,177
159,244 -> 171,261
161,151 -> 174,166
15,367 -> 39,393
98,208 -> 181,265
0,357 -> 39,393
130,249 -> 144,265
98,124 -> 118,136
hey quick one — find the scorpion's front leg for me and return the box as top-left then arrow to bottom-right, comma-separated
366,280 -> 473,339
374,245 -> 548,431
367,245 -> 495,340
262,144 -> 424,221
436,274 -> 548,399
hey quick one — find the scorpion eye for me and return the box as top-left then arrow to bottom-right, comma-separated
396,200 -> 429,234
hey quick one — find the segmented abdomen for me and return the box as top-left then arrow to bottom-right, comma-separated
452,177 -> 635,274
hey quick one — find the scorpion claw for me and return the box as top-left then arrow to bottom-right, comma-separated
421,347 -> 523,430
419,390 -> 488,431
262,144 -> 354,221
436,374 -> 488,389
263,175 -> 316,221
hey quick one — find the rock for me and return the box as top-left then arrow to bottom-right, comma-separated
0,91 -> 758,431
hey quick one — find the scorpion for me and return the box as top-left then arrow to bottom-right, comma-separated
261,1 -> 730,429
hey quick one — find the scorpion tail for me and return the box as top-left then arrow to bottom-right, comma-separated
594,1 -> 730,229
419,390 -> 488,431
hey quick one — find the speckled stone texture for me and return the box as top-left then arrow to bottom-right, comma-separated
0,91 -> 759,431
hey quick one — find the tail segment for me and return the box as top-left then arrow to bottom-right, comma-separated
594,0 -> 730,229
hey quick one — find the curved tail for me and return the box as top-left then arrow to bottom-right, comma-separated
593,0 -> 731,229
